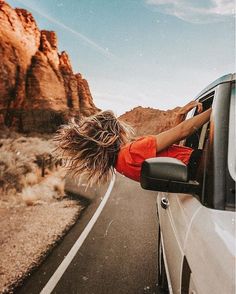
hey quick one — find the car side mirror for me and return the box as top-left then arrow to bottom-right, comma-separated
140,157 -> 200,194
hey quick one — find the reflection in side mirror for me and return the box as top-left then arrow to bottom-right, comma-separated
140,157 -> 200,194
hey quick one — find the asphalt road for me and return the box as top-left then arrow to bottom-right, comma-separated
17,174 -> 160,294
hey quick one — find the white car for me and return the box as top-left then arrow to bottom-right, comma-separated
141,73 -> 235,294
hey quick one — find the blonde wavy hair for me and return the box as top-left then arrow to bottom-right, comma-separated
54,110 -> 133,186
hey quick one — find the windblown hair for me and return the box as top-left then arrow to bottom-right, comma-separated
54,110 -> 133,187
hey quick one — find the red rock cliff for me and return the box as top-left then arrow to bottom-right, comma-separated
0,0 -> 99,133
119,106 -> 183,137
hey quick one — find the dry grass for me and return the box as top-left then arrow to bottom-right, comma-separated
23,172 -> 39,186
21,172 -> 65,205
0,134 -> 65,207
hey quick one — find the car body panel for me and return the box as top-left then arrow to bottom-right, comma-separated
157,192 -> 183,292
157,190 -> 236,294
157,192 -> 203,293
157,191 -> 204,293
185,207 -> 235,294
189,274 -> 198,293
155,74 -> 235,293
160,231 -> 174,294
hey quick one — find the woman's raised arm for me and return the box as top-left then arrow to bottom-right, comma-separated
174,100 -> 203,126
154,108 -> 212,153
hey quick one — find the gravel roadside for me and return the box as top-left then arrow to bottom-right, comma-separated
0,199 -> 83,294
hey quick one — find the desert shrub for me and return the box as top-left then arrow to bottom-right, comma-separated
0,135 -> 65,206
2,170 -> 22,191
21,175 -> 65,206
51,176 -> 65,199
23,172 -> 39,187
21,186 -> 40,206
0,150 -> 35,191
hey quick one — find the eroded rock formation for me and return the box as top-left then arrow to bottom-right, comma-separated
0,0 -> 99,133
119,106 -> 182,137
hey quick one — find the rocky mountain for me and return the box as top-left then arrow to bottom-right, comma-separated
119,106 -> 182,137
0,0 -> 99,133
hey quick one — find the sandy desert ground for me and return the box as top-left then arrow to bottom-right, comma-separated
0,130 -> 83,293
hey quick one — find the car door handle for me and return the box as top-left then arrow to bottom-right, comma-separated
161,197 -> 169,209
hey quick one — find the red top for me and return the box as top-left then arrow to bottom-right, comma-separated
115,135 -> 193,182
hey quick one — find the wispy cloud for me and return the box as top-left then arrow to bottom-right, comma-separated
145,0 -> 235,23
15,0 -> 117,59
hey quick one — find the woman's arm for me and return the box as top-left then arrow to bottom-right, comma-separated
154,108 -> 212,152
174,100 -> 203,126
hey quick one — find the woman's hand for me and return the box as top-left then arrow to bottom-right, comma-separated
174,100 -> 203,127
179,100 -> 203,115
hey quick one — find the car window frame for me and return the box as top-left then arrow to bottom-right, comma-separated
227,82 -> 235,181
202,83 -> 232,210
225,82 -> 235,210
184,82 -> 234,210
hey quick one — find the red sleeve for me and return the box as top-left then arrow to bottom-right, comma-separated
129,136 -> 157,165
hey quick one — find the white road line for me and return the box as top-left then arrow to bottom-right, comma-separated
40,174 -> 116,294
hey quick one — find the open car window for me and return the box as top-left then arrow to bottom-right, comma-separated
185,91 -> 214,150
184,82 -> 235,210
183,91 -> 215,205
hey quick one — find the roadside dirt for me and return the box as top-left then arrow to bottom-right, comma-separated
0,200 -> 82,293
0,131 -> 84,293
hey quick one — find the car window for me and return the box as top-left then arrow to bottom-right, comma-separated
184,92 -> 214,204
185,92 -> 214,150
183,84 -> 235,209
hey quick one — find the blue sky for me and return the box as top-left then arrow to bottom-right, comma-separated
8,0 -> 235,115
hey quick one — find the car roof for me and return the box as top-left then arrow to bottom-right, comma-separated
196,73 -> 236,99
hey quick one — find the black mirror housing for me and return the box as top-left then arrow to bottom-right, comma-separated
140,157 -> 200,194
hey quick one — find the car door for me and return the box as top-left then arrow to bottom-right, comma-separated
157,89 -> 215,293
158,79 -> 235,294
183,81 -> 235,294
157,192 -> 200,293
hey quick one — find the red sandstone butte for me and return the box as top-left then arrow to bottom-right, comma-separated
119,106 -> 183,137
0,0 -> 99,133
